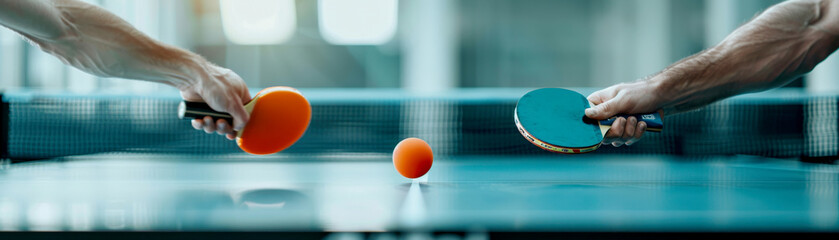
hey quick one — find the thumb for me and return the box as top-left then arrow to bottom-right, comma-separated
585,99 -> 618,120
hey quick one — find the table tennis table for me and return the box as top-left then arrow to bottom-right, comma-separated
1,88 -> 838,239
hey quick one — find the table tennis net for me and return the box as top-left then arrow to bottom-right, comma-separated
0,89 -> 835,160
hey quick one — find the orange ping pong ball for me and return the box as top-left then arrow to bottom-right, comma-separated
393,138 -> 433,179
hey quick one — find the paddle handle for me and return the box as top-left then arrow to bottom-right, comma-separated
177,101 -> 234,123
599,112 -> 663,132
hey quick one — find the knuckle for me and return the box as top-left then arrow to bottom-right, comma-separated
597,103 -> 612,114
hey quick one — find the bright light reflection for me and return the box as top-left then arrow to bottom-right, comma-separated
219,0 -> 296,45
0,200 -> 20,230
318,0 -> 398,45
27,202 -> 62,231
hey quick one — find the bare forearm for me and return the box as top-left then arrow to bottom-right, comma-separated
0,0 -> 67,39
1,0 -> 253,137
652,0 -> 839,114
0,0 -> 203,89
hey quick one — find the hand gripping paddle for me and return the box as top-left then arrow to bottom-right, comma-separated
178,86 -> 311,155
514,88 -> 663,154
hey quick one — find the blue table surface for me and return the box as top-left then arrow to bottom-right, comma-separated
0,153 -> 837,232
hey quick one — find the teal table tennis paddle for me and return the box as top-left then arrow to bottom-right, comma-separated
514,88 -> 663,154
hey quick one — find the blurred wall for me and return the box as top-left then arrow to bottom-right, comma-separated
1,0 -> 816,93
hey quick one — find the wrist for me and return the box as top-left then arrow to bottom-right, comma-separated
654,45 -> 729,113
646,72 -> 675,112
158,47 -> 207,91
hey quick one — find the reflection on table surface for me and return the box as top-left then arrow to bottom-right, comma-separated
0,153 -> 837,232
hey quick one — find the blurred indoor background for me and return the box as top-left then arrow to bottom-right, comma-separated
6,0 -> 838,94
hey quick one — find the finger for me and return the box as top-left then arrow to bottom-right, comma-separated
585,99 -> 619,120
587,91 -> 607,105
203,116 -> 216,133
624,116 -> 637,140
638,121 -> 647,137
609,117 -> 627,147
226,133 -> 236,140
634,121 -> 648,141
628,121 -> 647,146
586,87 -> 617,105
606,117 -> 626,139
216,119 -> 231,135
191,119 -> 203,130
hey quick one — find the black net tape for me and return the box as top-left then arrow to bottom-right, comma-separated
1,90 -> 835,159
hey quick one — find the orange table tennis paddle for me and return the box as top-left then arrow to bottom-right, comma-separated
178,86 -> 311,155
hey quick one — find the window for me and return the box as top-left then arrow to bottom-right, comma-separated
318,0 -> 398,45
219,0 -> 296,45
